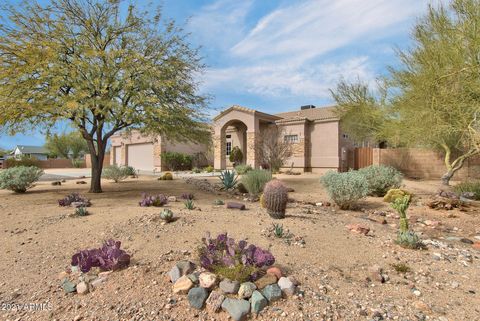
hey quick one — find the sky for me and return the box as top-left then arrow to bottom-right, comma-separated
0,0 -> 440,149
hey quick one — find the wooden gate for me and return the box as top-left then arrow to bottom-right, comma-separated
354,147 -> 373,169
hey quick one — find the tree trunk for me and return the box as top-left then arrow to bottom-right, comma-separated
89,150 -> 105,193
441,170 -> 454,186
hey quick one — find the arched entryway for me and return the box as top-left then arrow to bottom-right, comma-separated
213,105 -> 282,170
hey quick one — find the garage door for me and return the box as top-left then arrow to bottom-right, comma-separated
113,146 -> 121,166
127,143 -> 154,171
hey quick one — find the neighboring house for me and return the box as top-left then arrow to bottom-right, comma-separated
110,131 -> 209,172
12,145 -> 49,161
213,105 -> 354,173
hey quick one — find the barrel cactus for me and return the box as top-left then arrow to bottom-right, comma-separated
263,180 -> 288,219
160,209 -> 174,222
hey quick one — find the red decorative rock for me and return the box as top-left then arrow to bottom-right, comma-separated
473,242 -> 480,250
346,224 -> 370,235
266,267 -> 283,279
226,202 -> 246,210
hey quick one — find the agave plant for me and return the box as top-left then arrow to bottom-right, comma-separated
272,223 -> 284,238
184,199 -> 195,210
219,170 -> 238,190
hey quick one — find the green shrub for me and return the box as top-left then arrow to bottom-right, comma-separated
5,156 -> 40,168
160,152 -> 192,171
71,159 -> 84,168
123,166 -> 137,176
0,166 -> 44,193
102,165 -> 130,182
241,169 -> 272,197
229,146 -> 243,164
320,170 -> 369,210
453,180 -> 480,200
192,167 -> 202,173
204,165 -> 214,173
235,164 -> 252,175
358,165 -> 403,196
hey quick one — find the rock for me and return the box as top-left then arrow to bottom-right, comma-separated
57,271 -> 69,280
472,242 -> 480,250
173,275 -> 194,294
206,290 -> 225,313
187,272 -> 200,284
76,181 -> 87,184
460,238 -> 474,244
61,279 -> 76,293
238,282 -> 257,299
277,277 -> 296,296
450,281 -> 460,289
369,265 -> 385,283
199,272 -> 217,289
254,273 -> 277,289
413,289 -> 421,297
90,277 -> 107,288
226,202 -> 246,210
219,279 -> 240,294
250,290 -> 268,314
262,284 -> 282,302
187,287 -> 209,309
413,301 -> 430,312
51,181 -> 61,186
168,196 -> 177,202
168,266 -> 181,283
176,260 -> 196,275
287,275 -> 300,286
76,281 -> 89,295
266,267 -> 282,279
221,298 -> 250,321
346,223 -> 370,235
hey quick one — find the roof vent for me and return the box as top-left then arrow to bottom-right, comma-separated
300,105 -> 315,110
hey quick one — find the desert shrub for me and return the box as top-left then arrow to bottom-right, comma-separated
204,165 -> 214,173
0,166 -> 44,193
320,170 -> 369,209
181,192 -> 194,200
158,172 -> 173,180
198,232 -> 275,282
139,193 -> 168,207
71,240 -> 130,273
241,169 -> 272,196
58,193 -> 91,207
192,167 -> 202,173
229,146 -> 243,165
71,159 -> 85,168
358,165 -> 403,196
123,166 -> 137,176
5,156 -> 40,168
235,164 -> 252,175
102,165 -> 130,182
237,182 -> 248,193
453,180 -> 480,200
161,152 -> 192,171
219,170 -> 238,190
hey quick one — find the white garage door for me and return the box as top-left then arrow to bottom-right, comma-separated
113,146 -> 121,166
127,143 -> 154,171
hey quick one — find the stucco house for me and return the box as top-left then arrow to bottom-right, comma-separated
109,131 -> 209,172
12,145 -> 49,160
213,105 -> 353,173
111,104 -> 353,173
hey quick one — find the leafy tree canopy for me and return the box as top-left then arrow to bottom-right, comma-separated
0,0 -> 210,192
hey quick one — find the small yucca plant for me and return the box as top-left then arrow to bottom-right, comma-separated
75,207 -> 89,217
273,223 -> 284,238
184,199 -> 195,210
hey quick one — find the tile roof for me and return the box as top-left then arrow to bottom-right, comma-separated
275,106 -> 338,121
15,145 -> 49,154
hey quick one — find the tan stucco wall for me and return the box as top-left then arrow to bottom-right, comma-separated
308,120 -> 340,170
110,130 -> 208,171
278,121 -> 308,169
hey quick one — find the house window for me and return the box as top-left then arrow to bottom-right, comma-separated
284,135 -> 299,143
226,142 -> 232,156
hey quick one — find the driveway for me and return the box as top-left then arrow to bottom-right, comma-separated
40,168 -> 91,181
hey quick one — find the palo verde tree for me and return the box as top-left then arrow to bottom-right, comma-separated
332,0 -> 480,185
45,131 -> 88,159
0,0 -> 209,192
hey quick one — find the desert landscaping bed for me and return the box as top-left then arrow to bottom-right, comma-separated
0,173 -> 479,321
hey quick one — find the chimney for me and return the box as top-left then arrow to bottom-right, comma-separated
300,105 -> 315,110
